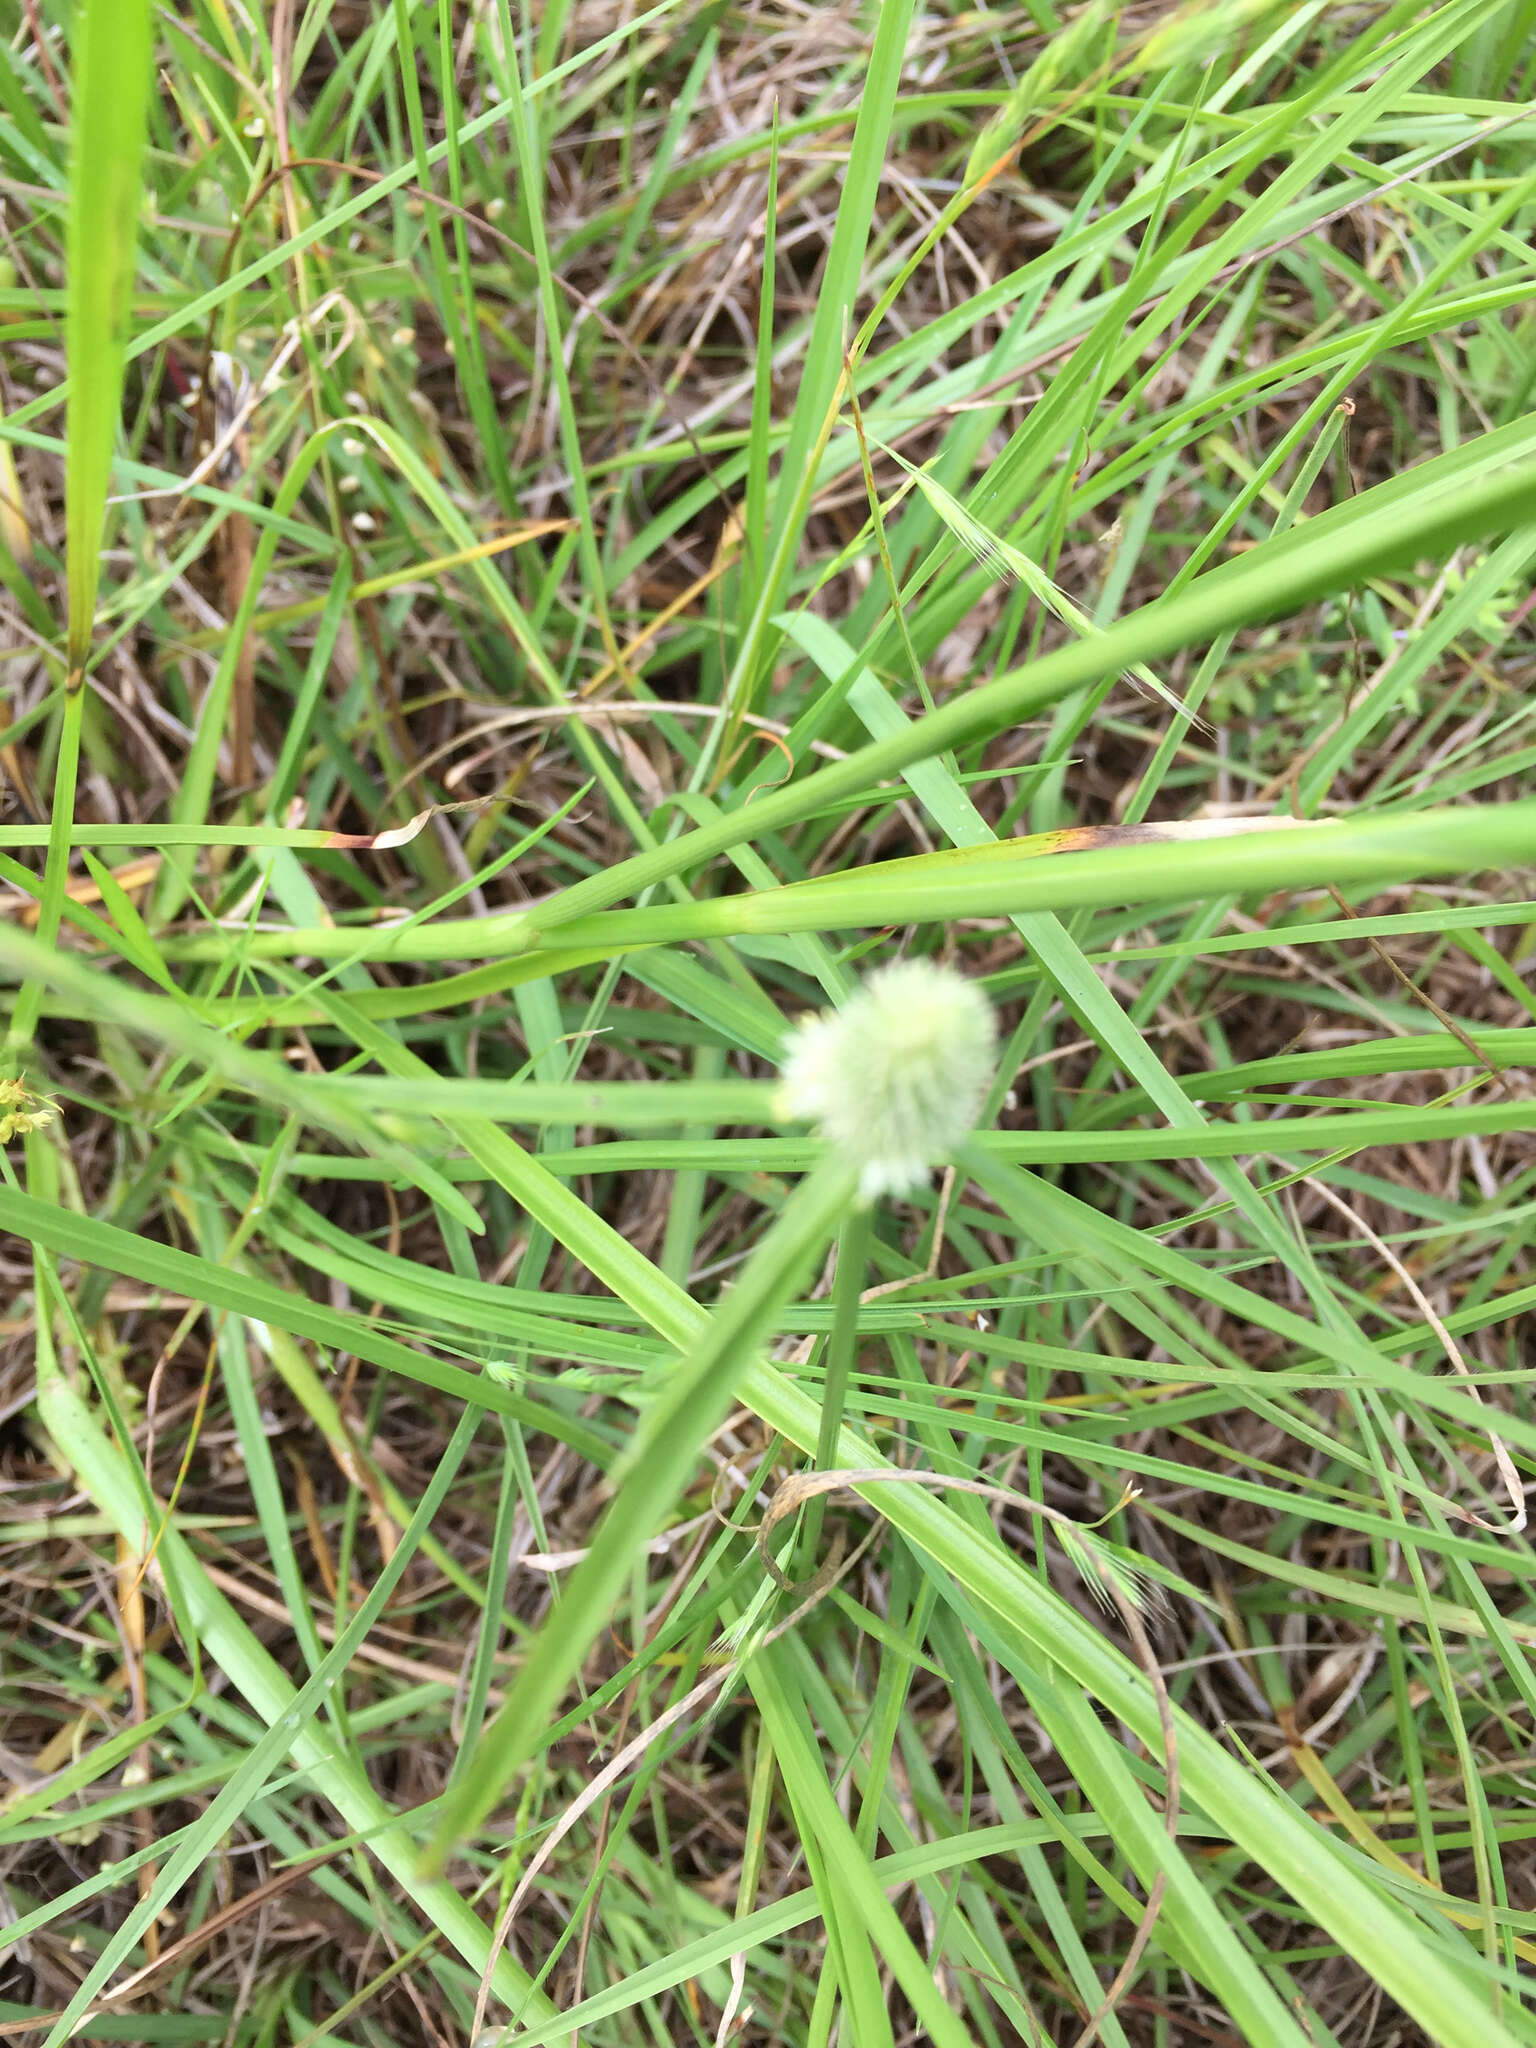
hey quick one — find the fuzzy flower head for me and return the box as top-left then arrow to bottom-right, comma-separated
776,959 -> 998,1204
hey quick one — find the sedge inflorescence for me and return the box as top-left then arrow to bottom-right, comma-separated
776,958 -> 998,1203
0,1077 -> 57,1146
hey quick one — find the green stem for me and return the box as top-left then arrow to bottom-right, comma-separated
804,1202 -> 873,1566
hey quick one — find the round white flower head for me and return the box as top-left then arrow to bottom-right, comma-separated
776,958 -> 998,1203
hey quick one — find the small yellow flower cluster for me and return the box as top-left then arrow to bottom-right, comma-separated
0,1076 -> 59,1145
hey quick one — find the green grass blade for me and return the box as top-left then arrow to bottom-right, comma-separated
421,1154 -> 855,1867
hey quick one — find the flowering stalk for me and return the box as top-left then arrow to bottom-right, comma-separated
777,957 -> 998,1561
802,1202 -> 874,1565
